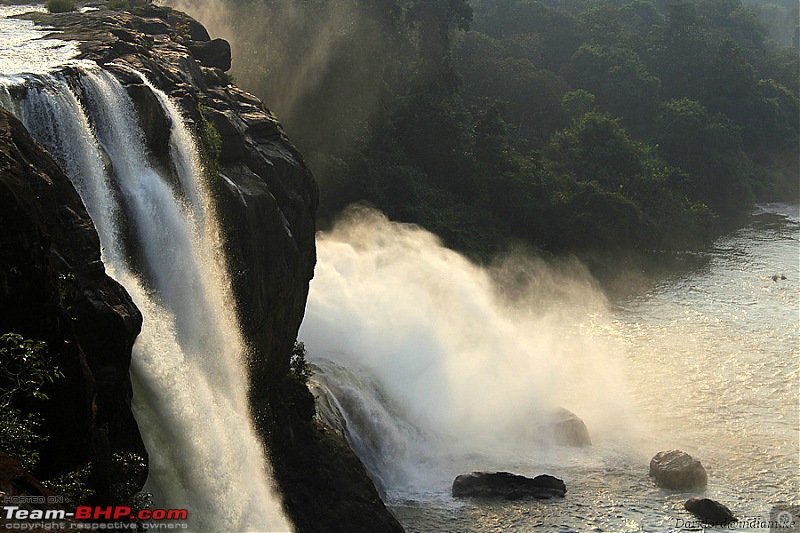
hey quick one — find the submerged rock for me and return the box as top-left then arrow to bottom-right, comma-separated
649,450 -> 708,490
452,472 -> 567,500
550,407 -> 592,447
684,498 -> 737,525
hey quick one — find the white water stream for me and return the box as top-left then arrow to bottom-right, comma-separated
301,205 -> 799,532
1,8 -> 291,529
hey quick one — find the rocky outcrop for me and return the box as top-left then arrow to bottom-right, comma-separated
649,450 -> 708,490
550,407 -> 591,447
187,38 -> 231,71
452,472 -> 567,500
0,107 -> 145,502
684,498 -> 737,525
23,0 -> 317,390
12,5 -> 400,531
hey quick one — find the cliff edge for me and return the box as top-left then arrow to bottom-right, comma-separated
2,3 -> 402,531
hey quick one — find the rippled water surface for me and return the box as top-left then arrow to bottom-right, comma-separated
391,205 -> 799,532
0,5 -> 83,78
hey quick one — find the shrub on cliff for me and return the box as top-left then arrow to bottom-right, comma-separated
45,0 -> 75,13
290,342 -> 313,385
0,333 -> 62,469
197,107 -> 222,174
106,0 -> 130,9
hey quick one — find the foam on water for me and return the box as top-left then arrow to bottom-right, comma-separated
301,204 -> 799,532
1,59 -> 291,530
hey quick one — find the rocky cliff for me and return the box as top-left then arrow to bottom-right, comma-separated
1,4 -> 402,531
0,105 -> 144,503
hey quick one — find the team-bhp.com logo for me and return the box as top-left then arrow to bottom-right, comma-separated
3,505 -> 188,530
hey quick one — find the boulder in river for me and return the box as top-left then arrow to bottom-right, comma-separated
684,498 -> 737,525
452,472 -> 566,500
649,450 -> 708,490
550,407 -> 592,447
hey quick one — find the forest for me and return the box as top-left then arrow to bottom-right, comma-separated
203,0 -> 798,258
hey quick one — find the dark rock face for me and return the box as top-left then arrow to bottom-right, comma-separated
187,38 -> 232,71
550,407 -> 592,447
684,498 -> 737,525
452,472 -> 567,500
649,450 -> 708,490
0,108 -> 145,501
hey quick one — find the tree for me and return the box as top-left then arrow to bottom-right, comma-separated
654,98 -> 754,215
0,333 -> 62,470
407,0 -> 473,83
564,44 -> 660,133
544,112 -> 648,189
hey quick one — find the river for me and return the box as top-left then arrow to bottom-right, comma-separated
303,204 -> 799,533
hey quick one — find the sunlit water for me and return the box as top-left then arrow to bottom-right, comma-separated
0,5 -> 89,79
303,204 -> 798,533
1,8 -> 292,528
392,205 -> 799,532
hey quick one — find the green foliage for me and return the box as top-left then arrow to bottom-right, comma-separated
45,0 -> 76,13
106,0 -> 130,9
545,112 -> 649,189
0,409 -> 45,470
290,342 -> 313,385
197,107 -> 222,174
0,335 -> 146,508
42,464 -> 94,506
110,452 -> 148,505
563,45 -> 660,134
562,90 -> 596,120
241,0 -> 797,256
0,333 -> 62,469
0,333 -> 61,407
542,113 -> 713,249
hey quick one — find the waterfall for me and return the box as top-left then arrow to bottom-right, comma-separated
1,65 -> 291,532
299,207 -> 632,499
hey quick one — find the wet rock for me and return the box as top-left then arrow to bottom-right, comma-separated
130,18 -> 170,36
124,82 -> 173,165
453,472 -> 567,500
0,108 -> 145,502
8,7 -> 400,532
649,450 -> 708,490
187,38 -> 231,71
131,4 -> 211,41
684,498 -> 737,525
550,407 -> 592,447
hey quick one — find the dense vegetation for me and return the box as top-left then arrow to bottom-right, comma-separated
222,0 -> 798,257
45,0 -> 76,13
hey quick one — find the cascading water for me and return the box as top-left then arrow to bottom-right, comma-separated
301,206 -> 799,532
300,207 -> 632,497
1,32 -> 291,529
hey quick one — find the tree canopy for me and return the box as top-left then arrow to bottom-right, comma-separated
225,0 -> 799,257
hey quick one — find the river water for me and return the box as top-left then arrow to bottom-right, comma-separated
304,204 -> 799,533
392,204 -> 799,532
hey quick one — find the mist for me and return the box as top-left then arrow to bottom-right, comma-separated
298,206 -> 634,494
160,0 -> 400,189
